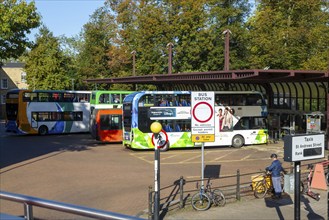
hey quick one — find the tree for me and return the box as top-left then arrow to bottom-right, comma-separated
107,0 -> 252,75
0,0 -> 40,64
25,26 -> 71,90
59,35 -> 84,90
134,1 -> 169,75
106,0 -> 140,77
206,0 -> 252,70
247,0 -> 329,70
77,5 -> 116,90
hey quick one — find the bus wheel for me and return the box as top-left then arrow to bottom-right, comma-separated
38,126 -> 48,135
232,135 -> 244,148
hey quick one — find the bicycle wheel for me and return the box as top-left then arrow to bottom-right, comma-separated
191,192 -> 211,211
213,189 -> 226,207
254,181 -> 268,198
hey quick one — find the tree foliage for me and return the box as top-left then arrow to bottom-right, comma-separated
247,0 -> 329,70
25,26 -> 72,90
22,0 -> 329,90
105,0 -> 252,76
0,0 -> 40,64
76,5 -> 117,90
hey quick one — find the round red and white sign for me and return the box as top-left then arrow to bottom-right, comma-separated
192,101 -> 214,123
151,129 -> 168,148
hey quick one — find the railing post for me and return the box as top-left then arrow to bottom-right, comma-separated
179,176 -> 184,208
236,169 -> 240,201
148,186 -> 153,220
24,203 -> 33,220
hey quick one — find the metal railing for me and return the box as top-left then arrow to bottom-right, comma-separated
0,191 -> 144,220
147,161 -> 328,219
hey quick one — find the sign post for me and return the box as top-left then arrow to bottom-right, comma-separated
191,92 -> 215,187
150,122 -> 163,220
284,133 -> 325,220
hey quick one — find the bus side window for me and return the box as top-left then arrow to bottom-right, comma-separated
165,124 -> 173,132
32,112 -> 37,121
175,124 -> 181,132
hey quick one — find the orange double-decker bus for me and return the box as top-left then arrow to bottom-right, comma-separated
94,108 -> 123,142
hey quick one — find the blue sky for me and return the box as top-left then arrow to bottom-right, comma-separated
27,0 -> 105,41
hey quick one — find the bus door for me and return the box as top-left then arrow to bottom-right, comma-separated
247,117 -> 267,143
97,109 -> 123,142
31,112 -> 38,128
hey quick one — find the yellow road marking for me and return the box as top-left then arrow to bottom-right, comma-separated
161,154 -> 179,161
213,150 -> 237,161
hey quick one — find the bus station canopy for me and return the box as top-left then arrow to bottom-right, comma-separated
85,69 -> 328,85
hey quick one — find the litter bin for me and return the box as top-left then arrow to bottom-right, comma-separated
284,173 -> 294,194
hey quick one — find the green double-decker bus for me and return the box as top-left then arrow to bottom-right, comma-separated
89,90 -> 134,142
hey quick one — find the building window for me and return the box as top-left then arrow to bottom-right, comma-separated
21,72 -> 27,83
1,78 -> 8,89
1,94 -> 6,104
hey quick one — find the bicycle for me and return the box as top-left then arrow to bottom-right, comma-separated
253,171 -> 273,198
191,178 -> 226,211
253,171 -> 284,199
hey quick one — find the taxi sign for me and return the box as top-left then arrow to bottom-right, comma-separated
284,133 -> 325,162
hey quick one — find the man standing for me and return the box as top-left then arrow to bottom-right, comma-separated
266,153 -> 285,199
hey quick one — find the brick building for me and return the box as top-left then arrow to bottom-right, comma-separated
0,62 -> 28,119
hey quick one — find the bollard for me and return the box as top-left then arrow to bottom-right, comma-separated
179,176 -> 184,208
236,169 -> 240,201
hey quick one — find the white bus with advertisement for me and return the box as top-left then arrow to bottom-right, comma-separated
122,91 -> 268,149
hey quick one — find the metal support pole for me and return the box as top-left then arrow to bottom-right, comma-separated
223,29 -> 231,71
167,43 -> 173,75
154,146 -> 160,220
131,50 -> 136,76
179,176 -> 184,208
24,203 -> 33,220
294,161 -> 301,220
201,142 -> 205,188
71,79 -> 74,91
327,191 -> 329,220
236,169 -> 240,201
148,186 -> 153,220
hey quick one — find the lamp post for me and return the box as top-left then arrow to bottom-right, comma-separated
71,79 -> 75,91
131,50 -> 136,76
223,29 -> 231,71
150,122 -> 162,220
167,43 -> 174,75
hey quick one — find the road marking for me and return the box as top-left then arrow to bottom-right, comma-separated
241,155 -> 251,160
213,150 -> 237,161
179,154 -> 202,163
161,154 -> 179,161
129,153 -> 153,164
128,145 -> 286,165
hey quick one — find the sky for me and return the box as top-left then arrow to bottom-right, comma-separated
27,0 -> 105,41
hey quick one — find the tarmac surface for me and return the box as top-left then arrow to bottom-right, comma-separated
164,188 -> 328,220
1,120 -> 328,220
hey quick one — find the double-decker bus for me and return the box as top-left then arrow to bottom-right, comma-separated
122,91 -> 268,149
93,109 -> 123,142
5,89 -> 91,135
89,90 -> 133,141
